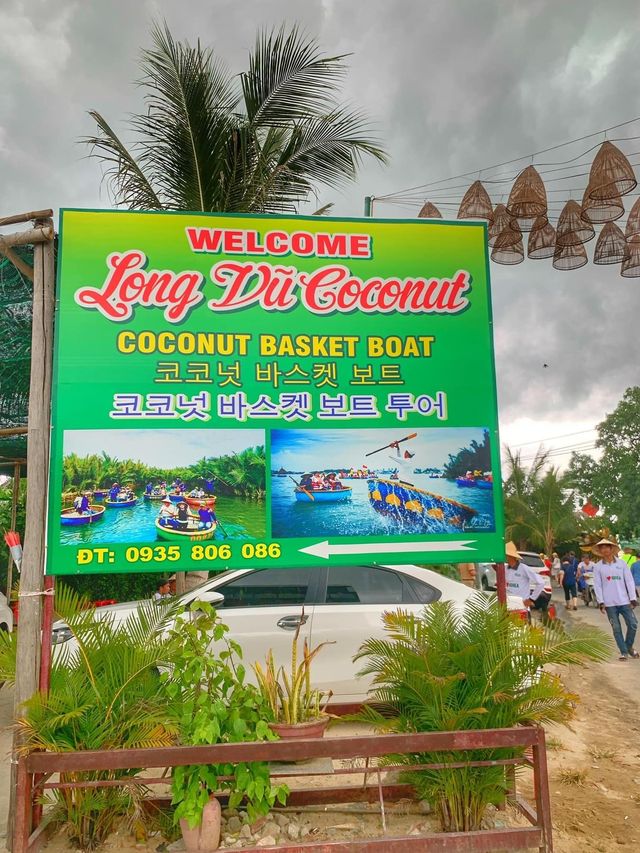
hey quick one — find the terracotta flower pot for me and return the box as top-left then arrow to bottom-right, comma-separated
179,795 -> 221,851
268,716 -> 330,740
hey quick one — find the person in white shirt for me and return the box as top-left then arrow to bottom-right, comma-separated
592,537 -> 639,661
153,579 -> 172,601
505,542 -> 546,611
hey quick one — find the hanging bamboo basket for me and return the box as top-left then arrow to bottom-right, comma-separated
581,185 -> 624,223
625,197 -> 640,243
488,204 -> 511,246
553,242 -> 587,271
418,202 -> 442,219
510,213 -> 546,233
506,166 -> 547,220
491,227 -> 524,264
621,242 -> 640,277
527,216 -> 556,259
457,181 -> 493,221
587,141 -> 637,200
593,222 -> 627,265
556,200 -> 595,247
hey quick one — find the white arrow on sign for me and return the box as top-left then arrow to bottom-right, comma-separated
298,540 -> 476,560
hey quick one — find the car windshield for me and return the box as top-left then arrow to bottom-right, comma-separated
520,554 -> 545,568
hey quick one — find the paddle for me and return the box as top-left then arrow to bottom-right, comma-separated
289,475 -> 314,501
365,432 -> 418,457
216,517 -> 230,539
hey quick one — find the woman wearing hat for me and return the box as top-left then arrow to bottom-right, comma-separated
158,497 -> 178,527
592,538 -> 639,661
176,500 -> 190,531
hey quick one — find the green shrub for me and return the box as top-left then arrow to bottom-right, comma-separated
354,595 -> 611,832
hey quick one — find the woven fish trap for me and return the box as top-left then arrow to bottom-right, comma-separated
625,197 -> 640,243
588,141 -> 637,201
553,242 -> 587,271
621,241 -> 640,277
491,229 -> 524,264
581,184 -> 624,223
593,222 -> 627,265
506,165 -> 547,219
457,180 -> 493,221
556,200 -> 595,247
527,216 -> 556,259
418,202 -> 442,219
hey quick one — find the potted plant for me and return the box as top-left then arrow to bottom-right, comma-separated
253,613 -> 333,739
163,601 -> 288,851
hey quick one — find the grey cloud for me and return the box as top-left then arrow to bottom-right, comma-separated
1,0 -> 639,426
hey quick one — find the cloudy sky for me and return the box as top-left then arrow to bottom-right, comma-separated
2,0 -> 639,468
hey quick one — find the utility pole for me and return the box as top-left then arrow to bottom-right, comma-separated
364,196 -> 373,217
5,214 -> 55,847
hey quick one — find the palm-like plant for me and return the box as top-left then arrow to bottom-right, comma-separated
85,23 -> 387,212
503,447 -> 579,554
0,586 -> 181,850
354,597 -> 611,832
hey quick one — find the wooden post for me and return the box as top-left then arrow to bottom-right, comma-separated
8,233 -> 55,848
175,572 -> 186,595
496,562 -> 507,605
6,461 -> 21,599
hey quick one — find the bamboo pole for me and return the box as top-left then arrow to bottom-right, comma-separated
0,224 -> 54,250
0,246 -> 33,281
0,427 -> 28,437
6,461 -> 21,599
7,236 -> 55,847
0,210 -> 53,228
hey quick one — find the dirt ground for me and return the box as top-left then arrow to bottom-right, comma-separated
3,590 -> 640,851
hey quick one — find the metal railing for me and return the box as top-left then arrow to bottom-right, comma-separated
14,725 -> 553,852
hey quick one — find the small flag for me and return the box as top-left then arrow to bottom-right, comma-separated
3,531 -> 22,571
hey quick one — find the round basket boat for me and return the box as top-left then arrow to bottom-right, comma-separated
144,492 -> 167,501
155,518 -> 216,541
92,490 -> 107,500
167,492 -> 186,503
476,479 -> 493,490
105,497 -> 137,508
185,496 -> 217,509
295,487 -> 352,503
61,505 -> 106,526
456,477 -> 477,488
368,478 -> 476,532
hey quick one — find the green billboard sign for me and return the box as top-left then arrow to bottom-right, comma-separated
48,209 -> 504,575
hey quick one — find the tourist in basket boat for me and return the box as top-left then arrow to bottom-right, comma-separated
176,500 -> 190,531
197,506 -> 216,529
108,483 -> 120,501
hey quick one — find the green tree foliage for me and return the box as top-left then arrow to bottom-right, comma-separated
567,386 -> 640,537
85,24 -> 387,213
354,597 -> 611,832
61,447 -> 266,500
0,586 -> 181,850
443,430 -> 491,480
503,448 -> 578,554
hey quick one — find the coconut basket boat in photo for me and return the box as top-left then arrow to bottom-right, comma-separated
105,496 -> 137,508
294,487 -> 352,503
60,505 -> 106,526
154,518 -> 216,541
368,477 -> 476,532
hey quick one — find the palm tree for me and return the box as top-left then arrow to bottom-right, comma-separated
503,447 -> 578,554
354,598 -> 611,832
85,23 -> 387,212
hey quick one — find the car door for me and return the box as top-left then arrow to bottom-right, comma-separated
309,565 -> 436,703
206,567 -> 319,674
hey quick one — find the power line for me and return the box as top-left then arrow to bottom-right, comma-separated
510,428 -> 597,449
376,117 -> 640,201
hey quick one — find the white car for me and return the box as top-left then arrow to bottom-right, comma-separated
53,564 -> 525,704
476,551 -> 546,591
0,591 -> 13,633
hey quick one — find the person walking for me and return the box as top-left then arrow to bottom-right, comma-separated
558,554 -> 579,611
592,537 -> 639,661
630,551 -> 640,601
505,542 -> 546,613
551,552 -> 561,585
